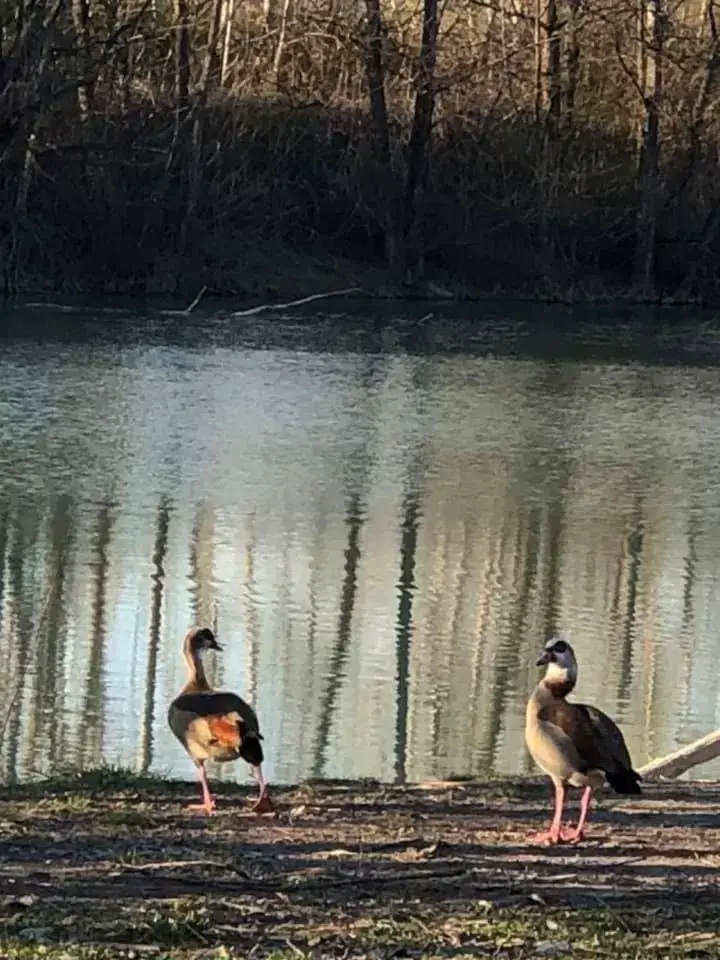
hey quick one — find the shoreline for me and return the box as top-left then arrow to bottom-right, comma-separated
4,249 -> 712,311
2,772 -> 719,958
11,282 -> 711,311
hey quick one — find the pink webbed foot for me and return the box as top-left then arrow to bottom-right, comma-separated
250,765 -> 274,814
559,826 -> 585,844
528,829 -> 563,846
253,789 -> 275,815
187,797 -> 217,815
529,825 -> 585,845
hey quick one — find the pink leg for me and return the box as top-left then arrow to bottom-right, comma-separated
251,764 -> 275,813
187,762 -> 216,814
252,764 -> 266,798
562,785 -> 592,844
529,780 -> 565,845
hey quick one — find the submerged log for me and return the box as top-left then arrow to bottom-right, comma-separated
638,729 -> 720,780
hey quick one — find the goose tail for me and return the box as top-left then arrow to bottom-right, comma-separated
606,767 -> 642,795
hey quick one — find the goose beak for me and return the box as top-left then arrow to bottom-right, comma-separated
536,650 -> 552,666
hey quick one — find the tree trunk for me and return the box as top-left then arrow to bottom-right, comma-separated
362,0 -> 403,276
5,0 -> 60,292
273,0 -> 292,82
633,0 -> 664,297
170,0 -> 190,162
200,0 -> 223,91
534,0 -> 543,122
167,0 -> 191,248
545,0 -> 561,133
71,0 -> 93,121
677,2 -> 720,196
676,0 -> 720,296
565,0 -> 581,123
363,0 -> 391,164
264,0 -> 279,32
220,0 -> 236,86
181,0 -> 223,249
400,0 -> 440,283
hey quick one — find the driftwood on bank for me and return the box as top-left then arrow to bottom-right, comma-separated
230,286 -> 361,318
160,285 -> 208,316
637,728 -> 720,780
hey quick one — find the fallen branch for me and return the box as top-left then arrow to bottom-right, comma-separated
637,729 -> 720,780
160,285 -> 208,317
230,286 -> 361,318
299,866 -> 470,889
24,301 -> 82,311
23,302 -> 128,314
116,858 -> 247,873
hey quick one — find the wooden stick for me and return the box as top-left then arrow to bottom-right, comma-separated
115,858 -> 243,873
637,729 -> 720,780
230,286 -> 361,318
160,285 -> 208,317
182,285 -> 208,314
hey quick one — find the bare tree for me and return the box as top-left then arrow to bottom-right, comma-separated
71,0 -> 94,120
2,0 -> 720,299
363,0 -> 441,285
546,0 -> 562,130
634,0 -> 665,296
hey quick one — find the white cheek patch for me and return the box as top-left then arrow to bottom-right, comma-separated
545,662 -> 567,683
544,660 -> 577,686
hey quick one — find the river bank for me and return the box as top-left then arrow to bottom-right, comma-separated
1,773 -> 719,959
7,247 -> 709,307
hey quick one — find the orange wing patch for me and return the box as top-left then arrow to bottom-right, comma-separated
207,715 -> 241,748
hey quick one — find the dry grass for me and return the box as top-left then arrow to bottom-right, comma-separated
2,772 -> 720,958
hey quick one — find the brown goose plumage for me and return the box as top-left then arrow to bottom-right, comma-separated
168,627 -> 273,814
525,636 -> 641,845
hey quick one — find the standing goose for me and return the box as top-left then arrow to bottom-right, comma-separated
525,636 -> 641,845
168,626 -> 274,814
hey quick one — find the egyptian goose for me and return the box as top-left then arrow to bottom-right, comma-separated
168,626 -> 274,814
525,636 -> 641,845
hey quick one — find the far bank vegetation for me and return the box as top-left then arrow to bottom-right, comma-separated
1,0 -> 719,300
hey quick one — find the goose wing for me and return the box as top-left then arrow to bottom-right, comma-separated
537,699 -> 619,774
168,691 -> 261,756
576,702 -> 635,771
171,691 -> 259,729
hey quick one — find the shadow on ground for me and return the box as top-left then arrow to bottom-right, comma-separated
1,777 -> 720,958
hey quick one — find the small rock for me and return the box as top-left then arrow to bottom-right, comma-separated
534,940 -> 571,956
19,927 -> 53,942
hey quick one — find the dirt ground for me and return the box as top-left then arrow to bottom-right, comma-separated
2,773 -> 720,959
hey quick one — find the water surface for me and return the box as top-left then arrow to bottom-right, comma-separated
1,302 -> 720,786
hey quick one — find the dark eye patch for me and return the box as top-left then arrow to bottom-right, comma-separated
193,628 -> 216,649
552,640 -> 568,654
